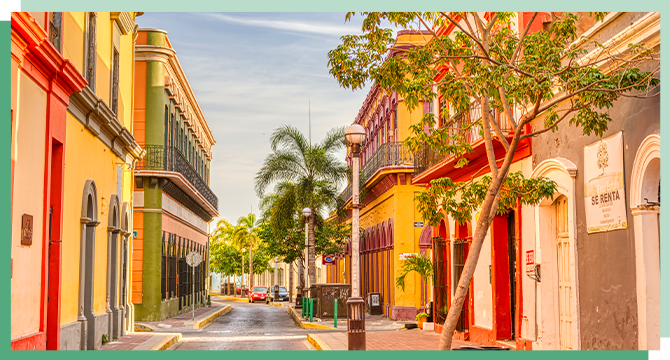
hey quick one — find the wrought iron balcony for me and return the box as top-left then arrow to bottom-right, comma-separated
339,142 -> 414,203
414,102 -> 513,177
136,145 -> 218,210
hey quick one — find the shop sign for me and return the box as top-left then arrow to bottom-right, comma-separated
322,255 -> 335,265
584,131 -> 627,233
525,250 -> 535,274
399,253 -> 418,261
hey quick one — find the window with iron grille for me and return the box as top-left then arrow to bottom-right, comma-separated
85,13 -> 97,92
453,240 -> 469,332
433,237 -> 448,325
111,48 -> 120,114
161,232 -> 167,300
49,12 -> 62,53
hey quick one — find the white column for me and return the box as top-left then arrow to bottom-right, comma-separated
631,206 -> 660,350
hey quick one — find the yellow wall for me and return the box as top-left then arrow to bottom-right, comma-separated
61,113 -> 133,323
63,13 -> 86,75
348,175 -> 426,310
59,12 -> 137,325
11,71 -> 48,340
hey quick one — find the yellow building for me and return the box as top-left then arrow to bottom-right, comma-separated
326,30 -> 433,320
10,12 -> 143,350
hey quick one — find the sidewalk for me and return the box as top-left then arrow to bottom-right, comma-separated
100,333 -> 181,351
288,302 -> 411,331
308,330 -> 481,350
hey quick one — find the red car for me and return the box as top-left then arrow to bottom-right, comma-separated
236,286 -> 248,295
248,286 -> 268,303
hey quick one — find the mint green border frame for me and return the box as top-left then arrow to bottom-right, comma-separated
4,1 -> 664,358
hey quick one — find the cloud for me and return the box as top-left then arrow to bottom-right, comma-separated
196,13 -> 361,36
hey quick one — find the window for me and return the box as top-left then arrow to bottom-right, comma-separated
48,12 -> 62,53
85,13 -> 97,92
439,98 -> 448,127
111,48 -> 120,114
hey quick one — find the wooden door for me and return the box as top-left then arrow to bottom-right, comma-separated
555,196 -> 573,350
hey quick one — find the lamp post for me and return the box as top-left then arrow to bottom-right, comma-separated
302,207 -> 312,302
241,248 -> 246,298
345,123 -> 366,350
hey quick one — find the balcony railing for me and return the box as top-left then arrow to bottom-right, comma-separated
414,102 -> 513,177
137,145 -> 218,211
339,142 -> 414,203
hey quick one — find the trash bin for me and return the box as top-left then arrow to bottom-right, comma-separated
367,292 -> 382,315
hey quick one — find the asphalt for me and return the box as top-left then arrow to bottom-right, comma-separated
170,299 -> 337,350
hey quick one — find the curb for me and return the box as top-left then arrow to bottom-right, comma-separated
267,301 -> 285,308
134,323 -> 155,332
287,306 -> 336,330
149,333 -> 182,350
307,334 -> 332,351
193,304 -> 232,329
215,295 -> 248,302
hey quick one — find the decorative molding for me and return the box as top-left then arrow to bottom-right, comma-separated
68,86 -> 144,162
109,12 -> 134,35
531,157 -> 577,179
134,44 -> 176,63
629,134 -> 660,208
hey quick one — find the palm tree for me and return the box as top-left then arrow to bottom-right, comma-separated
233,213 -> 261,289
255,125 -> 347,285
396,253 -> 435,312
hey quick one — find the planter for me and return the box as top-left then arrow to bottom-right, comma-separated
417,316 -> 427,329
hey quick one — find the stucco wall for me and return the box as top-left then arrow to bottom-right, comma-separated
530,58 -> 659,350
11,72 -> 47,340
61,112 -> 132,323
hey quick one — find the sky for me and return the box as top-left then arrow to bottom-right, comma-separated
135,12 -> 373,227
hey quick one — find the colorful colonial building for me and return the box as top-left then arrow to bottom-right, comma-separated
132,29 -> 218,321
420,12 -> 660,351
11,12 -> 144,350
326,30 -> 433,321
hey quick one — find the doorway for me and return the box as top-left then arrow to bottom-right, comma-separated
507,210 -> 516,340
554,196 -> 573,350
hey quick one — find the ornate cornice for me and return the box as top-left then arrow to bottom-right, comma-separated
134,44 -> 176,63
68,86 -> 144,162
110,12 -> 134,35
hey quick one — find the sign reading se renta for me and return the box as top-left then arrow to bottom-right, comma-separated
399,253 -> 418,261
525,250 -> 535,274
414,222 -> 424,227
584,131 -> 627,233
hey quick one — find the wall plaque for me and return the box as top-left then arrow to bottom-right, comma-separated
21,214 -> 33,246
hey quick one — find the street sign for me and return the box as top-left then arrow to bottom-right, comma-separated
133,231 -> 137,238
186,251 -> 202,267
414,222 -> 424,227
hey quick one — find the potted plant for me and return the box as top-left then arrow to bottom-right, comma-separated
416,312 -> 429,329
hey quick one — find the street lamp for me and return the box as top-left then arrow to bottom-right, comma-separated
345,123 -> 366,350
302,207 -> 312,302
241,248 -> 246,298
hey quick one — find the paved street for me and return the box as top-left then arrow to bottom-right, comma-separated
170,299 -> 321,350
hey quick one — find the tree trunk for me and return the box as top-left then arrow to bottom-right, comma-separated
438,104 -> 523,350
288,263 -> 294,301
249,245 -> 254,289
308,214 -> 316,285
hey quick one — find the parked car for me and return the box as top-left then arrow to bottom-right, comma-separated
266,286 -> 289,303
236,286 -> 248,295
248,286 -> 268,302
